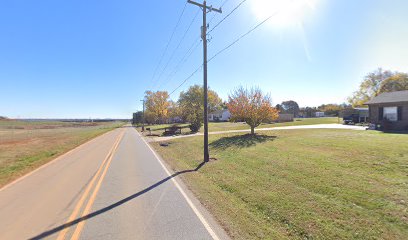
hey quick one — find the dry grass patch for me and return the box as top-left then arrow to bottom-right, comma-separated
0,120 -> 123,187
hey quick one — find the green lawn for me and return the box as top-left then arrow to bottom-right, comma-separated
137,117 -> 341,136
152,129 -> 408,239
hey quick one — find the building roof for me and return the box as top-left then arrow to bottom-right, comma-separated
365,90 -> 408,104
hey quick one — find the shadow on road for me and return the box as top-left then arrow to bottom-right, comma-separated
209,134 -> 277,150
29,161 -> 206,240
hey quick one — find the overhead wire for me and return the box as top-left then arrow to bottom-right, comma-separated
208,0 -> 230,25
167,10 -> 280,95
208,0 -> 248,34
149,2 -> 188,89
209,11 -> 278,63
169,65 -> 203,96
153,8 -> 201,90
157,37 -> 201,90
162,0 -> 229,93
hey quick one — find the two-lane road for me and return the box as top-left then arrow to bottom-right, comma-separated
0,126 -> 228,240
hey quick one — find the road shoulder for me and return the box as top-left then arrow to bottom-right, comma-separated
135,128 -> 231,240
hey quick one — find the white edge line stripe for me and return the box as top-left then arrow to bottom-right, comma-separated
135,129 -> 220,240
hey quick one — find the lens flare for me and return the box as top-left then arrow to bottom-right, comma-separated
251,0 -> 317,28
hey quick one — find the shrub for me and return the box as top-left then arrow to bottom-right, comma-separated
189,120 -> 202,133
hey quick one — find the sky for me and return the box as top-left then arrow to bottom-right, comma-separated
1,0 -> 407,119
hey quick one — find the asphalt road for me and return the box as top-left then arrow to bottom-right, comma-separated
0,126 -> 228,240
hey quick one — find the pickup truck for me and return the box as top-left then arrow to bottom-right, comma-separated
343,114 -> 360,124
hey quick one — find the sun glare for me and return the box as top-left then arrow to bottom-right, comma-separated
251,0 -> 317,28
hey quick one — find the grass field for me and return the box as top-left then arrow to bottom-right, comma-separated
152,129 -> 408,239
0,120 -> 124,187
137,117 -> 341,136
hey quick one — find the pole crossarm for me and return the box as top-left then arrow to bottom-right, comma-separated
187,0 -> 222,13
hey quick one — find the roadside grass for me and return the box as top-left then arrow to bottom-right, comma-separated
137,117 -> 341,136
151,129 -> 408,239
0,120 -> 124,187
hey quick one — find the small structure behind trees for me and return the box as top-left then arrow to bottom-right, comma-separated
277,113 -> 294,122
227,87 -> 279,135
208,109 -> 231,122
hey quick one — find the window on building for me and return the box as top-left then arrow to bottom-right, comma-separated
383,107 -> 398,121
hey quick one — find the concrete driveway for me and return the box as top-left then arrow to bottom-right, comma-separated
150,124 -> 367,142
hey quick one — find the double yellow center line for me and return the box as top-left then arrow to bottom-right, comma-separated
57,130 -> 125,240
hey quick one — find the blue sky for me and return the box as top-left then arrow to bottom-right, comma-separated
1,0 -> 407,119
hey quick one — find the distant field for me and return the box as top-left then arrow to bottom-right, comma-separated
137,117 -> 341,136
152,129 -> 408,239
0,120 -> 124,187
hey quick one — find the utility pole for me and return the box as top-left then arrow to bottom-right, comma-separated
187,0 -> 222,162
140,99 -> 145,131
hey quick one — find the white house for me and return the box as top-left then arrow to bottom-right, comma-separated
315,112 -> 325,117
209,109 -> 231,122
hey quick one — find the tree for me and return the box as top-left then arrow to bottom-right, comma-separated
299,107 -> 317,118
348,68 -> 395,107
280,100 -> 300,117
132,111 -> 143,125
178,85 -> 222,132
167,101 -> 182,122
227,87 -> 279,135
378,73 -> 408,93
318,103 -> 351,116
144,91 -> 170,124
275,104 -> 282,112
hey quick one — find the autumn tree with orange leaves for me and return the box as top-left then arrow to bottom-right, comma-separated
227,87 -> 279,135
144,90 -> 170,124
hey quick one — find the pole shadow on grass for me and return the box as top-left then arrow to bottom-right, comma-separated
209,134 -> 277,151
29,161 -> 206,240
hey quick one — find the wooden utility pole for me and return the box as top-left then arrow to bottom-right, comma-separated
140,99 -> 145,131
187,0 -> 222,162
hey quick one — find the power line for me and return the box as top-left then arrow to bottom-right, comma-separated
209,11 -> 278,63
155,1 -> 228,92
149,2 -> 188,89
208,0 -> 230,24
166,4 -> 278,97
157,37 -> 201,90
208,0 -> 247,34
153,8 -> 201,90
169,65 -> 203,96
